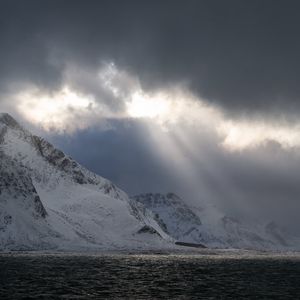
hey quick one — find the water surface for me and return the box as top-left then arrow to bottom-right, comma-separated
0,252 -> 300,299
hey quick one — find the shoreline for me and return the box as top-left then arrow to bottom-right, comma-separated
1,247 -> 300,258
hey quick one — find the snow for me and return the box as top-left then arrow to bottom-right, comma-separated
132,193 -> 299,251
0,113 -> 299,252
0,113 -> 172,251
132,193 -> 205,243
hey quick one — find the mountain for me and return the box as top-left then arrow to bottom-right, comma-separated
0,113 -> 171,251
0,113 -> 298,252
131,193 -> 207,245
132,193 -> 298,251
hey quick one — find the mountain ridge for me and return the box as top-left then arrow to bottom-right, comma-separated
131,192 -> 298,251
0,113 -> 299,251
0,113 -> 171,251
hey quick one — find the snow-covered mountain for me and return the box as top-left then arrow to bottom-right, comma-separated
0,113 -> 171,251
132,193 -> 298,251
0,112 -> 299,252
131,193 -> 206,244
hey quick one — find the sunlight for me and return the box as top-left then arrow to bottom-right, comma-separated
126,91 -> 170,119
16,86 -> 97,132
13,62 -> 300,151
218,120 -> 300,151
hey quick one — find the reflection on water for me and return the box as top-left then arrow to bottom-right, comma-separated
0,253 -> 300,299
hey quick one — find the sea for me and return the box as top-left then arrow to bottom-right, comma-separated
1,252 -> 300,299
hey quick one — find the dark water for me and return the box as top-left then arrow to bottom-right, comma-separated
0,253 -> 300,299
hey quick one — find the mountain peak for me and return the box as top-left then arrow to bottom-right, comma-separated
0,114 -> 171,251
0,113 -> 23,130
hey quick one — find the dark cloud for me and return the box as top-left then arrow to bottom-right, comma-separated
2,0 -> 300,229
1,0 -> 300,115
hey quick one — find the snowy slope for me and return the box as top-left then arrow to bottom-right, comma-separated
132,193 -> 298,251
0,152 -> 53,250
0,113 -> 171,251
0,113 -> 298,251
131,193 -> 207,244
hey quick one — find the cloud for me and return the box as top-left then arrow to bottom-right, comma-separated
2,0 -> 300,117
15,86 -> 101,133
2,0 -> 300,230
219,120 -> 300,151
9,61 -> 300,152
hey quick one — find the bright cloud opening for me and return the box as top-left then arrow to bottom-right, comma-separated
16,86 -> 100,133
126,91 -> 170,119
12,62 -> 300,151
218,120 -> 300,151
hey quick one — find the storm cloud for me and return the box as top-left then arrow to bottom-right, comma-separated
1,0 -> 300,115
2,0 -> 300,228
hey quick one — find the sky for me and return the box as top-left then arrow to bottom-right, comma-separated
1,0 -> 300,226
